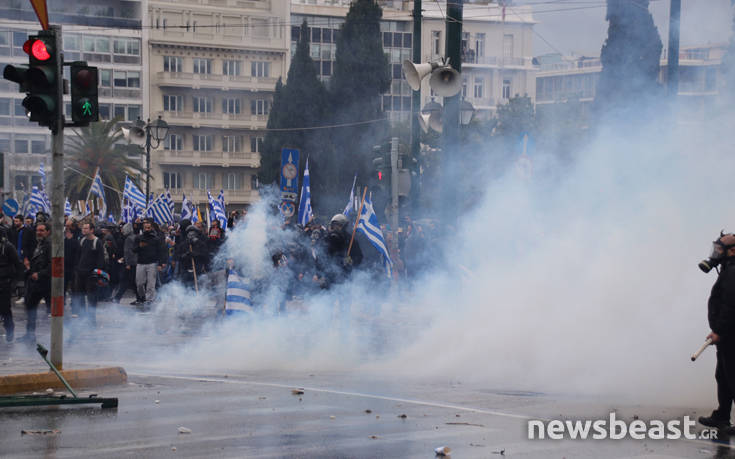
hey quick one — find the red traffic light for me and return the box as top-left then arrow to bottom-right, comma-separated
378,171 -> 383,181
30,39 -> 51,61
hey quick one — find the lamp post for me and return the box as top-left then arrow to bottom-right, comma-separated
131,116 -> 169,208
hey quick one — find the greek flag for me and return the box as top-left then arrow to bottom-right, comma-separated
108,214 -> 116,223
64,198 -> 72,217
207,190 -> 226,229
217,190 -> 227,230
84,201 -> 91,217
181,194 -> 193,221
39,162 -> 46,188
121,201 -> 133,223
343,174 -> 357,217
40,190 -> 51,213
165,189 -> 174,215
89,168 -> 105,200
297,157 -> 313,226
356,195 -> 393,278
123,176 -> 146,211
149,193 -> 173,225
225,269 -> 253,313
29,186 -> 50,214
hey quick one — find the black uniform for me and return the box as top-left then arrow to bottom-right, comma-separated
74,236 -> 106,323
24,237 -> 51,337
323,227 -> 362,287
0,233 -> 23,341
707,260 -> 735,423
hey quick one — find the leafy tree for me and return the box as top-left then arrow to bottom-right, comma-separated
326,0 -> 391,211
495,95 -> 535,141
595,0 -> 663,118
64,118 -> 146,215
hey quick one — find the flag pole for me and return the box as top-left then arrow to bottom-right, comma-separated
85,166 -> 100,202
347,186 -> 367,257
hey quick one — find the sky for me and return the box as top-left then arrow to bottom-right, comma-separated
517,0 -> 733,56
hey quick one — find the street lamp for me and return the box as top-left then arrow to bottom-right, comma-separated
124,116 -> 168,207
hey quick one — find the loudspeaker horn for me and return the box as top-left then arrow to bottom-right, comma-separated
122,126 -> 146,146
402,60 -> 439,91
429,65 -> 462,97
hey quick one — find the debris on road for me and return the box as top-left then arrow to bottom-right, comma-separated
291,389 -> 305,395
329,415 -> 336,420
446,422 -> 485,427
171,447 -> 177,451
434,446 -> 451,456
369,435 -> 378,439
177,427 -> 192,434
398,414 -> 407,419
155,400 -> 160,404
492,449 -> 505,455
365,409 -> 372,414
258,396 -> 267,400
21,429 -> 60,436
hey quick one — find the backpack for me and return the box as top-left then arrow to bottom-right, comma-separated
84,237 -> 109,268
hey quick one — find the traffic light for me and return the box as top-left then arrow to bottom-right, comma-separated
70,63 -> 99,125
25,31 -> 60,128
2,30 -> 60,130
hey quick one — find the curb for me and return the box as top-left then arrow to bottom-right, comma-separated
0,367 -> 127,395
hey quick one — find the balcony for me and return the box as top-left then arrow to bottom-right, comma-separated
154,188 -> 260,205
460,54 -> 534,69
155,71 -> 278,92
155,111 -> 268,130
156,150 -> 261,168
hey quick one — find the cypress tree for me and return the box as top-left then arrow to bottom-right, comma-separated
595,0 -> 663,118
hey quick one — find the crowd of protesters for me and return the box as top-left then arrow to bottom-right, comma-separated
0,202 -> 440,342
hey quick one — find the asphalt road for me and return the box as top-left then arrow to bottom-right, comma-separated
1,299 -> 735,458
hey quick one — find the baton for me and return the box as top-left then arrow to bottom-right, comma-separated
691,337 -> 713,361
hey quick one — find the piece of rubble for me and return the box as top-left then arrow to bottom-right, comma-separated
291,389 -> 305,395
434,446 -> 451,456
369,435 -> 378,439
155,400 -> 160,404
258,396 -> 267,400
365,409 -> 372,414
398,414 -> 407,419
492,449 -> 505,455
171,447 -> 177,451
329,416 -> 336,420
177,427 -> 192,434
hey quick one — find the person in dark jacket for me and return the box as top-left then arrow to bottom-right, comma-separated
0,225 -> 23,342
20,222 -> 51,341
114,223 -> 142,304
133,219 -> 166,304
699,233 -> 735,432
8,215 -> 35,267
64,227 -> 79,301
323,214 -> 362,287
74,222 -> 106,325
181,224 -> 208,289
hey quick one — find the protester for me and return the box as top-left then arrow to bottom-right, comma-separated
133,219 -> 166,305
74,222 -> 105,325
114,222 -> 141,304
20,222 -> 51,342
0,225 -> 23,342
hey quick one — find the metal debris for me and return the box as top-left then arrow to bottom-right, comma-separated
177,427 -> 192,434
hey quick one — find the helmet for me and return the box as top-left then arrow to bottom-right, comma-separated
329,214 -> 348,227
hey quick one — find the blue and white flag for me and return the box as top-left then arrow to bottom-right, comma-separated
123,176 -> 146,211
64,198 -> 72,217
217,190 -> 227,230
356,195 -> 393,278
191,201 -> 200,224
207,190 -> 227,229
225,269 -> 253,313
108,214 -> 116,223
165,189 -> 174,215
39,162 -> 46,189
30,186 -> 50,214
181,194 -> 193,221
343,174 -> 357,217
149,193 -> 173,225
121,201 -> 133,223
84,201 -> 91,217
297,157 -> 313,226
89,168 -> 106,217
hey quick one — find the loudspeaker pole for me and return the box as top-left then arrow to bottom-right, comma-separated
410,0 -> 421,214
442,0 -> 462,223
50,24 -> 64,368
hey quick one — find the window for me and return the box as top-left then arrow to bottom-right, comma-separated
503,35 -> 514,58
113,71 -> 140,88
222,98 -> 241,114
223,60 -> 241,76
250,136 -> 263,153
193,135 -> 213,151
193,96 -> 213,113
193,58 -> 212,74
99,104 -> 111,120
164,134 -> 183,151
99,69 -> 111,87
113,38 -> 140,56
14,139 -> 28,153
251,61 -> 270,77
503,79 -> 511,99
163,56 -> 183,73
432,31 -> 441,56
462,78 -> 468,98
31,140 -> 45,154
474,77 -> 484,99
163,95 -> 184,112
64,34 -> 80,51
225,173 -> 241,190
223,136 -> 242,152
194,172 -> 213,190
0,98 -> 9,117
251,99 -> 270,116
475,33 -> 485,58
163,172 -> 182,189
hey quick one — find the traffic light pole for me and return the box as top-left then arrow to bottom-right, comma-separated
49,25 -> 64,369
410,0 -> 421,214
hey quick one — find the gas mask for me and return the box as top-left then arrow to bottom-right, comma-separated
699,233 -> 735,273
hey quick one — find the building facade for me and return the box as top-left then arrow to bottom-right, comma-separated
0,0 -> 144,205
148,0 -> 290,211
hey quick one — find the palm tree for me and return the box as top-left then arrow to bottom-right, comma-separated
64,118 -> 146,216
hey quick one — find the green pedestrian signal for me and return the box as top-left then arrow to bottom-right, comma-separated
70,63 -> 98,125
